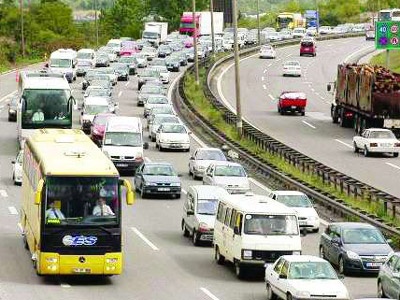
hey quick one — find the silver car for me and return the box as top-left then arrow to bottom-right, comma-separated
188,147 -> 227,179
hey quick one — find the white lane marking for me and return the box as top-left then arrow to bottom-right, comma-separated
144,156 -> 151,162
125,81 -> 130,87
8,206 -> 18,215
310,88 -> 315,92
60,283 -> 71,288
262,84 -> 267,90
200,287 -> 220,300
386,162 -> 400,171
17,223 -> 23,233
131,227 -> 159,251
261,76 -> 265,81
267,63 -> 272,67
118,91 -> 122,97
268,94 -> 275,100
263,69 -> 267,74
302,120 -> 316,129
190,131 -> 207,147
334,139 -> 353,149
285,54 -> 291,58
182,189 -> 187,194
0,190 -> 8,197
344,44 -> 374,63
0,91 -> 17,103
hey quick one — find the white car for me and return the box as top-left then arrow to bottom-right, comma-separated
143,95 -> 170,117
265,31 -> 283,42
149,114 -> 181,142
202,161 -> 250,194
353,128 -> 400,157
149,65 -> 170,84
155,123 -> 191,151
279,29 -> 293,39
12,150 -> 23,185
292,27 -> 306,38
283,60 -> 302,77
268,191 -> 320,232
189,147 -> 227,179
306,27 -> 318,36
259,45 -> 276,59
265,255 -> 350,300
319,26 -> 333,35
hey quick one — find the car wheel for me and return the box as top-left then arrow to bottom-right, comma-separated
353,142 -> 359,153
158,144 -> 163,151
189,167 -> 193,176
312,227 -> 319,233
394,153 -> 399,158
363,146 -> 369,157
286,293 -> 293,300
319,246 -> 326,259
214,246 -> 225,265
266,282 -> 277,300
377,280 -> 386,298
140,185 -> 147,199
301,111 -> 305,116
182,220 -> 190,237
338,257 -> 347,275
192,230 -> 199,246
151,136 -> 156,142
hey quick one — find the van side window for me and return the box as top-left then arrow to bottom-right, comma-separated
229,209 -> 237,228
187,193 -> 194,212
224,207 -> 232,226
274,257 -> 284,273
217,203 -> 225,222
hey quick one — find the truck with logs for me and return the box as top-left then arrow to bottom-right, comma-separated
328,63 -> 400,136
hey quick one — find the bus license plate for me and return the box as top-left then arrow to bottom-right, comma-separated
116,163 -> 128,167
73,268 -> 91,273
158,187 -> 170,191
366,262 -> 382,267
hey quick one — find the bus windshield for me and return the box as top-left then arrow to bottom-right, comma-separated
21,89 -> 72,129
244,214 -> 299,235
50,58 -> 72,68
44,176 -> 119,226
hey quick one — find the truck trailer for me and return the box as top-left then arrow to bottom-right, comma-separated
329,64 -> 400,136
179,12 -> 224,37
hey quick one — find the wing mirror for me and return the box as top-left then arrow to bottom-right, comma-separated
331,236 -> 342,245
143,142 -> 149,149
186,210 -> 194,216
327,83 -> 332,92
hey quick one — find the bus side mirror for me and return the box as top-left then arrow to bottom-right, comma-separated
121,179 -> 135,205
35,179 -> 44,205
327,83 -> 331,92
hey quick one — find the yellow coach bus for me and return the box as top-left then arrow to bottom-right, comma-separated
20,129 -> 134,276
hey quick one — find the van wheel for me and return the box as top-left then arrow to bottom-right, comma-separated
192,231 -> 199,246
182,220 -> 190,237
394,153 -> 399,158
214,246 -> 225,265
266,282 -> 277,300
235,260 -> 246,279
23,235 -> 29,250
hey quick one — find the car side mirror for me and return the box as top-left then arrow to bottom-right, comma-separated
327,83 -> 331,92
331,236 -> 342,245
187,210 -> 194,216
143,142 -> 149,149
279,274 -> 287,279
190,156 -> 194,160
45,62 -> 49,68
300,227 -> 307,237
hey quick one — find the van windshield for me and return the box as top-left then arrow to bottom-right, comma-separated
77,52 -> 93,59
50,58 -> 72,68
197,199 -> 218,215
104,132 -> 142,147
244,214 -> 298,235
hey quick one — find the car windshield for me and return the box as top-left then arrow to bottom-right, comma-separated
120,57 -> 135,63
143,164 -> 176,176
144,95 -> 166,104
151,106 -> 173,115
141,70 -> 159,77
285,61 -> 300,67
85,104 -> 109,115
214,165 -> 246,177
86,89 -> 109,97
91,80 -> 110,89
162,124 -> 186,133
77,52 -> 93,59
154,116 -> 179,125
277,194 -> 312,208
50,58 -> 71,68
342,228 -> 387,244
141,86 -> 162,94
369,131 -> 395,139
45,176 -> 119,226
93,115 -> 112,126
244,214 -> 299,235
196,150 -> 226,161
288,262 -> 338,279
197,199 -> 218,215
104,132 -> 142,147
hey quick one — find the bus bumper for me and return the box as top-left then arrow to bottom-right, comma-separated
37,252 -> 122,275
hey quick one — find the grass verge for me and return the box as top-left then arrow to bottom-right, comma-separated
184,62 -> 400,246
0,57 -> 42,73
370,50 -> 400,73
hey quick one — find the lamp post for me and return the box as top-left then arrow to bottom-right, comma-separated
94,0 -> 99,48
193,0 -> 199,84
210,0 -> 216,58
256,0 -> 261,45
19,0 -> 25,57
232,0 -> 242,137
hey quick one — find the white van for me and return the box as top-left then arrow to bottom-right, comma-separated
106,39 -> 122,56
213,193 -> 302,279
102,116 -> 149,174
292,27 -> 306,38
182,185 -> 229,246
48,49 -> 77,83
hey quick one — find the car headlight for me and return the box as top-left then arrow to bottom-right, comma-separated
145,182 -> 157,186
296,291 -> 311,298
171,182 -> 181,187
346,250 -> 360,260
242,249 -> 253,259
292,251 -> 301,255
9,109 -> 16,113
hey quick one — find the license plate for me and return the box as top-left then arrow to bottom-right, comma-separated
158,187 -> 170,191
171,144 -> 183,148
73,268 -> 91,273
291,106 -> 297,109
381,143 -> 391,147
366,262 -> 382,267
299,221 -> 307,225
116,163 -> 128,167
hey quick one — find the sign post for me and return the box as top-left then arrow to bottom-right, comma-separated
375,21 -> 400,68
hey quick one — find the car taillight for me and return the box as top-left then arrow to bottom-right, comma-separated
370,143 -> 378,147
395,143 -> 400,147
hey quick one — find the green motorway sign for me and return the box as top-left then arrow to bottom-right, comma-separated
376,21 -> 400,49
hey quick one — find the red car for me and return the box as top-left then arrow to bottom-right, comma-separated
277,91 -> 307,116
90,113 -> 116,146
300,38 -> 316,56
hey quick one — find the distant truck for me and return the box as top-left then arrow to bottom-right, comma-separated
328,64 -> 400,136
179,12 -> 224,37
142,22 -> 168,47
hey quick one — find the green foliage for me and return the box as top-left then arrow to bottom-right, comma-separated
370,51 -> 400,74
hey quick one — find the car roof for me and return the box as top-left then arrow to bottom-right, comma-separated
84,97 -> 109,105
272,190 -> 307,196
189,185 -> 229,199
210,161 -> 242,167
280,255 -> 327,263
196,147 -> 224,152
328,222 -> 378,229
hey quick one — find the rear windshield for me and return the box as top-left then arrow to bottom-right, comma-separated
301,42 -> 314,47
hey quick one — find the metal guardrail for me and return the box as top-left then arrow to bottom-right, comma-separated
172,33 -> 400,240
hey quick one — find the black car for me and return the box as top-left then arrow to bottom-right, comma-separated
165,58 -> 180,72
171,52 -> 188,66
112,63 -> 129,81
134,162 -> 181,199
319,222 -> 393,275
8,95 -> 18,122
137,69 -> 160,90
157,45 -> 172,58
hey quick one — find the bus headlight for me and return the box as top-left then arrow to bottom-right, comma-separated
46,257 -> 58,263
106,258 -> 118,264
